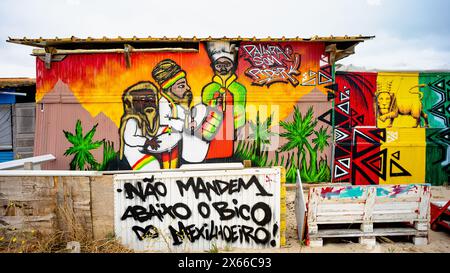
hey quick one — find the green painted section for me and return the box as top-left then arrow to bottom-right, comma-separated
419,72 -> 450,128
425,128 -> 449,186
420,73 -> 449,185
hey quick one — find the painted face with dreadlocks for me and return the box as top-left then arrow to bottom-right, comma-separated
152,60 -> 193,109
129,89 -> 159,136
168,77 -> 193,108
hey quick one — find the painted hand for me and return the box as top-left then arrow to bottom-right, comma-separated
216,96 -> 224,111
145,137 -> 161,150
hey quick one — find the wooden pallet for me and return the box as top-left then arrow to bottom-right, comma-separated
307,184 -> 430,247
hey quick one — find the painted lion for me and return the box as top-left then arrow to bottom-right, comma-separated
376,82 -> 429,128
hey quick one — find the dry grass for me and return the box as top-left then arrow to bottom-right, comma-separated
0,204 -> 133,253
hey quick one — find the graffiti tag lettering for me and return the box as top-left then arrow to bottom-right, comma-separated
241,44 -> 301,87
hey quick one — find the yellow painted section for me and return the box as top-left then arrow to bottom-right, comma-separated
376,72 -> 422,128
379,128 -> 426,184
279,166 -> 286,246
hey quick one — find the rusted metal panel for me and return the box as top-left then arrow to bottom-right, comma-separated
13,103 -> 35,159
114,167 -> 284,252
34,81 -> 119,170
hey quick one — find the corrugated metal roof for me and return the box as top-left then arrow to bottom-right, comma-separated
0,78 -> 36,88
7,35 -> 374,48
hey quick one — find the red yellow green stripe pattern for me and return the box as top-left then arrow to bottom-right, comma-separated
161,126 -> 172,134
162,146 -> 179,169
131,154 -> 157,170
161,71 -> 186,89
202,111 -> 223,140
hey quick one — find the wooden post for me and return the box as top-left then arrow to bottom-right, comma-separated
124,44 -> 133,69
44,47 -> 57,69
44,53 -> 52,69
243,160 -> 252,168
361,186 -> 375,233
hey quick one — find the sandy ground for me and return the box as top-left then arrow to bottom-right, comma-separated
227,185 -> 450,253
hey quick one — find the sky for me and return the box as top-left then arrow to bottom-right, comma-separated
0,0 -> 449,77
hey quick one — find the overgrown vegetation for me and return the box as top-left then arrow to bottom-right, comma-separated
0,204 -> 132,253
207,242 -> 219,253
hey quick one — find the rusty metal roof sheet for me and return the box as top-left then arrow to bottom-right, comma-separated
7,35 -> 374,48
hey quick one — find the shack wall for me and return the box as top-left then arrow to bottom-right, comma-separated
34,41 -> 334,183
333,71 -> 449,185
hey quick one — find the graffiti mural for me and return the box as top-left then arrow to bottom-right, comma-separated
347,127 -> 425,185
32,40 -> 334,183
426,128 -> 450,186
202,42 -> 246,160
420,73 -> 450,128
279,106 -> 331,182
334,72 -> 377,128
332,72 -> 448,185
47,49 -> 450,187
333,72 -> 377,182
376,73 -> 429,128
114,168 -> 285,251
63,120 -> 116,171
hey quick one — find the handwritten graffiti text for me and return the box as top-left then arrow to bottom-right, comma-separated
241,44 -> 301,87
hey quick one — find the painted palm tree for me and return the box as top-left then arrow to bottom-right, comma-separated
279,106 -> 316,171
311,126 -> 331,181
279,106 -> 331,182
63,120 -> 103,170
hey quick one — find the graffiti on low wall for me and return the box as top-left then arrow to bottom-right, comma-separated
114,168 -> 285,251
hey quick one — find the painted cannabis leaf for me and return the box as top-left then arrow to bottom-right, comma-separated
63,120 -> 103,170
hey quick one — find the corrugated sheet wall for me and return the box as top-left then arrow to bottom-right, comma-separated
13,103 -> 35,159
333,72 -> 449,185
34,41 -> 335,184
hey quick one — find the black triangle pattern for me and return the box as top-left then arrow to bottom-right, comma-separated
392,151 -> 400,160
352,130 -> 381,158
390,159 -> 412,177
361,148 -> 388,180
318,109 -> 333,126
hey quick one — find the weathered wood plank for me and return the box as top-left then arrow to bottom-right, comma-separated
294,170 -> 306,241
316,214 -> 364,223
418,185 -> 431,221
373,202 -> 419,212
317,203 -> 365,213
309,227 -> 427,238
90,175 -> 114,240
